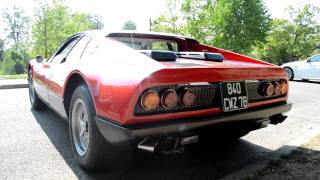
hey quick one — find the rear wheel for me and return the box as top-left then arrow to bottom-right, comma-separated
28,70 -> 46,110
284,67 -> 294,81
69,84 -> 132,171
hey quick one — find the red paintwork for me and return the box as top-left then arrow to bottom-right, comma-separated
29,31 -> 289,125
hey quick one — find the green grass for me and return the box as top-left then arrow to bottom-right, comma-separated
0,74 -> 27,80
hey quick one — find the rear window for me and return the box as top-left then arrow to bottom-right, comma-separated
110,37 -> 179,51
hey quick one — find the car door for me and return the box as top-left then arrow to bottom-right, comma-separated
46,35 -> 91,118
307,55 -> 320,79
32,58 -> 51,104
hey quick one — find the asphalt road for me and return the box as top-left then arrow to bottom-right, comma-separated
1,80 -> 320,180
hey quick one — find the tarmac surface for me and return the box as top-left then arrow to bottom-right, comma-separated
0,80 -> 319,180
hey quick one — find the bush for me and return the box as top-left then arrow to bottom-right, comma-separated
0,46 -> 29,75
1,56 -> 15,74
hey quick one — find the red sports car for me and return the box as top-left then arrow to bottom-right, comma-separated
28,30 -> 292,171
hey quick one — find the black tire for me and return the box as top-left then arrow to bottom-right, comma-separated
69,84 -> 132,171
284,67 -> 294,81
28,70 -> 46,110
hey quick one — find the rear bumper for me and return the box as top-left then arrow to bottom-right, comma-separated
95,102 -> 292,144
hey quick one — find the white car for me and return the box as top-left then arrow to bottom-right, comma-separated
281,54 -> 320,81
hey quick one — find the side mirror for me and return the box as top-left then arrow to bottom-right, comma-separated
36,55 -> 44,63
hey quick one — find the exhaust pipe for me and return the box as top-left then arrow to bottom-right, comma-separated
138,135 -> 199,153
138,138 -> 159,153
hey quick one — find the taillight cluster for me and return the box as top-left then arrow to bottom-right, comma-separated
259,80 -> 288,97
140,87 -> 196,111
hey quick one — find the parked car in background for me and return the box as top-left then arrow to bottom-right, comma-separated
28,30 -> 292,171
281,54 -> 320,81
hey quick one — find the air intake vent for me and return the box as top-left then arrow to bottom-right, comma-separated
176,52 -> 224,62
139,50 -> 177,62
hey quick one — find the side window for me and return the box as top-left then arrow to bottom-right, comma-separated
81,38 -> 99,58
50,36 -> 81,63
310,55 -> 320,62
66,36 -> 91,62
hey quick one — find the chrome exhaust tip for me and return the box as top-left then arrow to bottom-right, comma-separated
137,135 -> 199,154
137,138 -> 159,153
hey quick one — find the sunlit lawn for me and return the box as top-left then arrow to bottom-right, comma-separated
0,74 -> 27,80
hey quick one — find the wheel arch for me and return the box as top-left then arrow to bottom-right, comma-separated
63,72 -> 96,117
284,66 -> 293,70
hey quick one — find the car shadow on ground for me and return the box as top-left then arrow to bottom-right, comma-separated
32,108 -> 277,180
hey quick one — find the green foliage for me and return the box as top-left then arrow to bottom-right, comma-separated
180,0 -> 214,43
152,0 -> 182,33
88,15 -> 104,29
122,20 -> 137,30
32,0 -> 104,58
211,0 -> 271,54
153,0 -> 271,54
254,4 -> 320,64
0,38 -> 4,62
0,74 -> 27,80
1,45 -> 29,74
1,0 -> 104,75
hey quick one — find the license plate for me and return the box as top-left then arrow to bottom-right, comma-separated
220,81 -> 248,112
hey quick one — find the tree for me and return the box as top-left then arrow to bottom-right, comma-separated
2,5 -> 30,48
1,6 -> 30,74
88,15 -> 104,29
32,1 -> 68,58
152,0 -> 270,54
152,0 -> 182,33
122,20 -> 137,30
210,0 -> 271,54
32,0 -> 104,58
180,0 -> 215,43
1,45 -> 29,74
254,4 -> 320,64
0,38 -> 4,62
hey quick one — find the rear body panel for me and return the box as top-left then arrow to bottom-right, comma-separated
91,56 -> 287,125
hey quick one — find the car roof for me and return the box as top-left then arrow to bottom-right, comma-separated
82,30 -> 197,41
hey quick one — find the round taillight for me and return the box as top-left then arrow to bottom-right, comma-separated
179,88 -> 196,107
161,89 -> 178,109
273,82 -> 281,96
261,82 -> 274,97
140,90 -> 160,110
280,81 -> 288,95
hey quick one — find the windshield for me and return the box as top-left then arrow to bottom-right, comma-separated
110,37 -> 179,51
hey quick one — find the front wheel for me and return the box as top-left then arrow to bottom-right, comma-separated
28,70 -> 46,110
284,67 -> 294,81
69,84 -> 132,171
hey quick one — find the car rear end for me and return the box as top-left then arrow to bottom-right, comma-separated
92,32 -> 291,154
95,56 -> 291,154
